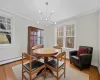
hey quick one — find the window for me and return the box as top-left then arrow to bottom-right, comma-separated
56,24 -> 75,49
0,16 -> 12,45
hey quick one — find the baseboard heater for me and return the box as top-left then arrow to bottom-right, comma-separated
0,56 -> 22,65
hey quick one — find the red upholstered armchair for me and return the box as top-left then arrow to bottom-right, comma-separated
69,46 -> 93,70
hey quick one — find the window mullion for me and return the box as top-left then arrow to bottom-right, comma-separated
63,26 -> 66,48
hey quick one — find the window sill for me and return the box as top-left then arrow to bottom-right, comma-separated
0,44 -> 15,48
62,47 -> 76,50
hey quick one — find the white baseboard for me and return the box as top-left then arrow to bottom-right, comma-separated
91,62 -> 98,67
99,69 -> 100,73
0,56 -> 22,65
99,67 -> 100,74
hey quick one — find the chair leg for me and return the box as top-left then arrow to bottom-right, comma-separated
22,68 -> 23,80
64,64 -> 66,78
30,73 -> 32,80
57,72 -> 59,80
70,60 -> 72,64
64,69 -> 65,78
22,73 -> 23,80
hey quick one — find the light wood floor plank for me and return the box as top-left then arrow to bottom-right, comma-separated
0,59 -> 99,80
0,66 -> 6,80
4,64 -> 16,80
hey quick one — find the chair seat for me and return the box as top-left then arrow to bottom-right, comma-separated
71,56 -> 79,60
24,60 -> 44,71
47,59 -> 64,69
71,56 -> 79,66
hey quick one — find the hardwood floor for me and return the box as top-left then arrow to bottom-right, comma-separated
0,59 -> 100,80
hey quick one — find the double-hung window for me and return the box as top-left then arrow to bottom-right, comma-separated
56,24 -> 75,49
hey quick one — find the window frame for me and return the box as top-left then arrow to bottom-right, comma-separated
55,22 -> 76,49
0,10 -> 14,47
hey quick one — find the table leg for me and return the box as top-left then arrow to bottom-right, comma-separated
44,57 -> 53,74
37,57 -> 53,76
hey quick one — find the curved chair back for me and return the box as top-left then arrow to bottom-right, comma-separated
32,45 -> 43,50
53,46 -> 62,52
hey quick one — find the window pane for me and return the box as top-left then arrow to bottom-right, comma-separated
57,37 -> 63,47
60,32 -> 63,36
72,30 -> 74,36
66,25 -> 71,36
40,31 -> 43,37
66,25 -> 71,31
37,38 -> 40,44
0,33 -> 9,44
40,38 -> 43,44
61,27 -> 63,36
57,27 -> 64,36
37,30 -> 40,37
57,28 -> 59,36
66,37 -> 74,48
71,24 -> 75,30
66,30 -> 71,36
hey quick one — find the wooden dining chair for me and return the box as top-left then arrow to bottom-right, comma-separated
22,53 -> 45,80
31,45 -> 43,60
32,45 -> 42,50
50,46 -> 62,59
53,46 -> 62,52
46,51 -> 66,80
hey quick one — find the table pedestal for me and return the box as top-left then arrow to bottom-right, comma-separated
37,57 -> 53,75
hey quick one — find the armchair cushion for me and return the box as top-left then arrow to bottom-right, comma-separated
77,48 -> 88,56
69,50 -> 78,56
79,54 -> 92,64
71,56 -> 79,66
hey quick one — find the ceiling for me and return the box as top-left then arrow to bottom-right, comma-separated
0,0 -> 99,27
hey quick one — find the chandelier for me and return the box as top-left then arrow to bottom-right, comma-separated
37,1 -> 56,27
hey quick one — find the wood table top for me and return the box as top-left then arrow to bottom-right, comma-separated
33,48 -> 59,57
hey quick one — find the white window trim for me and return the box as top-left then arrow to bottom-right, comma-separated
55,21 -> 76,50
0,10 -> 15,47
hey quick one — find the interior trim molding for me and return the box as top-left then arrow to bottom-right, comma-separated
52,8 -> 99,26
0,8 -> 99,26
0,56 -> 21,65
91,61 -> 98,67
0,8 -> 35,21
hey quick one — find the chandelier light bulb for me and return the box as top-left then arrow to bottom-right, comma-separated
39,10 -> 42,13
37,21 -> 39,24
54,22 -> 56,24
52,10 -> 55,13
45,18 -> 47,20
40,17 -> 43,19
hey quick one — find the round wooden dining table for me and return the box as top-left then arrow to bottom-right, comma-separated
32,48 -> 60,75
33,48 -> 59,63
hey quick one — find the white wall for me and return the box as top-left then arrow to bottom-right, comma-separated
99,10 -> 100,73
0,10 -> 44,64
45,12 -> 99,67
76,12 -> 99,66
44,26 -> 55,48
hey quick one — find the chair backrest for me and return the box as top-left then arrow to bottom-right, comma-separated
22,53 -> 33,70
79,46 -> 93,54
22,53 -> 31,60
56,51 -> 66,68
53,46 -> 62,52
32,45 -> 42,50
57,51 -> 66,60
